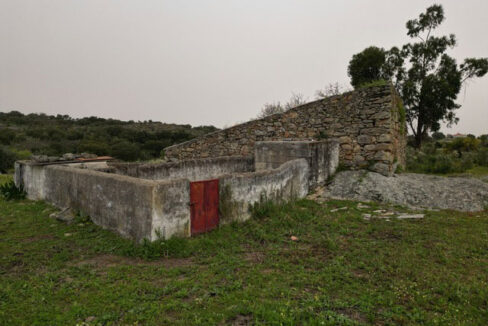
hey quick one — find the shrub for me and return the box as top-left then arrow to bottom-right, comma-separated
407,146 -> 480,174
0,181 -> 26,200
0,128 -> 16,145
432,132 -> 446,140
0,147 -> 17,173
110,141 -> 141,161
11,149 -> 32,160
446,137 -> 480,157
78,141 -> 111,156
476,148 -> 488,166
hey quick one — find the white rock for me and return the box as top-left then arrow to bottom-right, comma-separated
397,214 -> 424,219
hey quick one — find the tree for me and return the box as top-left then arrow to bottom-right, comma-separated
431,131 -> 445,141
315,82 -> 350,99
347,46 -> 387,88
257,93 -> 306,118
110,141 -> 141,161
349,5 -> 488,148
0,147 -> 16,173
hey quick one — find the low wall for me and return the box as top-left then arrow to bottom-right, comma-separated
254,140 -> 339,189
15,161 -> 190,242
219,159 -> 310,223
15,157 -> 311,242
109,156 -> 254,181
164,84 -> 407,176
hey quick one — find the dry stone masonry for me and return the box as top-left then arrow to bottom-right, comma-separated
165,84 -> 406,176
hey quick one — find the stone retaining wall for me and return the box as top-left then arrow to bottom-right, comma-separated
165,84 -> 406,175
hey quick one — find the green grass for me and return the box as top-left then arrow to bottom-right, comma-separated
1,175 -> 488,325
466,166 -> 488,176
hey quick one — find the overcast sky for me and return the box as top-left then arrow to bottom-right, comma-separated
1,0 -> 487,134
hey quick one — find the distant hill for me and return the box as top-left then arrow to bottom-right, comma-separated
0,111 -> 218,163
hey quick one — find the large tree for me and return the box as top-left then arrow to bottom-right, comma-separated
349,5 -> 488,147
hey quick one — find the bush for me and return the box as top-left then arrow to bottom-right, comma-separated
476,148 -> 488,166
0,181 -> 26,200
110,141 -> 141,161
406,147 -> 474,174
11,149 -> 32,160
432,132 -> 446,140
78,141 -> 111,156
0,128 -> 16,145
0,147 -> 17,173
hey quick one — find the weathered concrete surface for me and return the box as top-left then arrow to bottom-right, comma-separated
165,85 -> 406,176
255,140 -> 339,189
219,159 -> 310,223
152,179 -> 190,240
15,140 -> 338,241
322,171 -> 488,212
109,156 -> 254,181
14,162 -> 46,200
15,151 -> 315,241
15,161 -> 191,242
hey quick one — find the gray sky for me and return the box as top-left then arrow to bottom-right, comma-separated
1,0 -> 487,134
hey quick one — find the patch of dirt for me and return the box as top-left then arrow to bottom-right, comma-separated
335,308 -> 367,323
229,314 -> 253,326
22,234 -> 56,243
243,251 -> 265,264
351,269 -> 369,279
71,254 -> 193,269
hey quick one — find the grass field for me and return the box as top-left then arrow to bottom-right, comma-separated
1,174 -> 488,325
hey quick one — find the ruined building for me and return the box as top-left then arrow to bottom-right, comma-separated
165,84 -> 406,176
15,84 -> 406,242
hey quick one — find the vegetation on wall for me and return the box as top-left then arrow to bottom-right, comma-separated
0,111 -> 218,169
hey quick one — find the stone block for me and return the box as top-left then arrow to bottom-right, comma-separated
374,150 -> 392,162
377,133 -> 392,143
357,135 -> 373,144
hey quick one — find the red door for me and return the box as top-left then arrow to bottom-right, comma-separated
190,179 -> 219,235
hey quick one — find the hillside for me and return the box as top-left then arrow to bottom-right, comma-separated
0,111 -> 218,169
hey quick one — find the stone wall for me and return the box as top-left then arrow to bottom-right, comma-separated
164,84 -> 406,175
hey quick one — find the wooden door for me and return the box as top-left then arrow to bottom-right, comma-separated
190,179 -> 219,235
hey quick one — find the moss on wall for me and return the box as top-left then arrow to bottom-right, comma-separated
219,184 -> 242,222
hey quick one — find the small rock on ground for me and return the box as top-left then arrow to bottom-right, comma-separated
49,208 -> 75,224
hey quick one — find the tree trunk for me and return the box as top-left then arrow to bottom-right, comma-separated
415,122 -> 423,148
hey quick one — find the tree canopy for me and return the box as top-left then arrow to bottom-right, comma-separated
348,4 -> 488,147
347,46 -> 387,88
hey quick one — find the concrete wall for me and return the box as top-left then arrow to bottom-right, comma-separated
15,161 -> 190,242
164,84 -> 406,176
254,140 -> 339,189
109,156 -> 254,181
219,159 -> 310,223
14,156 -> 314,242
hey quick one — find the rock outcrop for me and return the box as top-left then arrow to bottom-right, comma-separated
322,171 -> 488,212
